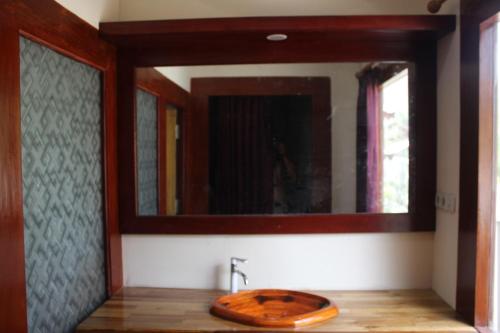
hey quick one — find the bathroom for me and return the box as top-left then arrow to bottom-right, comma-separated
0,0 -> 499,332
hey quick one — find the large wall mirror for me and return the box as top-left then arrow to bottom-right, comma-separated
135,62 -> 414,217
103,16 -> 454,233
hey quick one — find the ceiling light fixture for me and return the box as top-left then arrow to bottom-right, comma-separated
266,34 -> 288,42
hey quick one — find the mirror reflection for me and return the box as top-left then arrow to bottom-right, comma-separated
135,62 -> 412,216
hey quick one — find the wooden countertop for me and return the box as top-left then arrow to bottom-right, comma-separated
76,288 -> 475,333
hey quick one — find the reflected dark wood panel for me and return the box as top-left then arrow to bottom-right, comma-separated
186,77 -> 331,215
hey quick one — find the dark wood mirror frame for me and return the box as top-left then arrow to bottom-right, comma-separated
100,15 -> 456,234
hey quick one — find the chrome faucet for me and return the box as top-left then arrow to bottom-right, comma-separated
230,257 -> 248,293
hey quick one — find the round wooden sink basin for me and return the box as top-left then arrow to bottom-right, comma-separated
210,289 -> 339,328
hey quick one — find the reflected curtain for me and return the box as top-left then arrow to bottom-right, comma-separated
356,68 -> 383,213
209,96 -> 274,214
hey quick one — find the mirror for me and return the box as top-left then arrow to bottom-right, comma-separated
135,62 -> 413,216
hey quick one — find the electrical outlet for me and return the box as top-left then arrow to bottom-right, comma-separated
435,192 -> 456,213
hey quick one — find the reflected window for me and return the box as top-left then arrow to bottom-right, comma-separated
381,69 -> 410,213
356,64 -> 410,213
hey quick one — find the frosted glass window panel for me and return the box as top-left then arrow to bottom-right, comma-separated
20,37 -> 106,333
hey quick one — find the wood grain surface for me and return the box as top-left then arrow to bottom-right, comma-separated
100,16 -> 455,66
77,288 -> 475,333
210,289 -> 339,328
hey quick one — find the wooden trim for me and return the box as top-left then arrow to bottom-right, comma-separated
101,16 -> 455,66
413,47 -> 438,231
0,15 -> 28,333
135,68 -> 190,216
121,213 -> 420,234
158,96 -> 167,215
101,16 -> 456,37
457,0 -> 500,327
474,20 -> 497,328
0,1 -> 123,331
102,51 -> 123,296
2,1 -> 110,70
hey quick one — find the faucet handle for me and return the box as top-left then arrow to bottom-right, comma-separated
231,257 -> 248,265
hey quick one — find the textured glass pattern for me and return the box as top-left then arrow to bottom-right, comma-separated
20,37 -> 106,333
136,89 -> 159,215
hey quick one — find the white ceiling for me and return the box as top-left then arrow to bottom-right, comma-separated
117,0 -> 459,22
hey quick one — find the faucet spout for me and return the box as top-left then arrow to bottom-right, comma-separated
230,257 -> 248,293
235,270 -> 249,285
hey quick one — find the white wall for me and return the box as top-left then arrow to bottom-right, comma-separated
123,233 -> 434,290
432,1 -> 461,308
55,0 -> 119,28
158,63 -> 360,213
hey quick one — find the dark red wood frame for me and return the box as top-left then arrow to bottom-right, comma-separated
0,1 -> 122,332
135,68 -> 190,215
184,77 -> 331,214
100,16 -> 455,66
109,16 -> 449,234
457,0 -> 500,329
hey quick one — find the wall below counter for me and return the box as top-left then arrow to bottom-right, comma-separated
123,232 -> 434,290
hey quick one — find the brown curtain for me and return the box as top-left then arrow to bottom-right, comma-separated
209,96 -> 274,214
356,69 -> 383,213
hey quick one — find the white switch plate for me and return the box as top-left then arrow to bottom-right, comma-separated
435,192 -> 456,213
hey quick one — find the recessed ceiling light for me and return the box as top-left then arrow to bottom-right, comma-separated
266,34 -> 288,42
